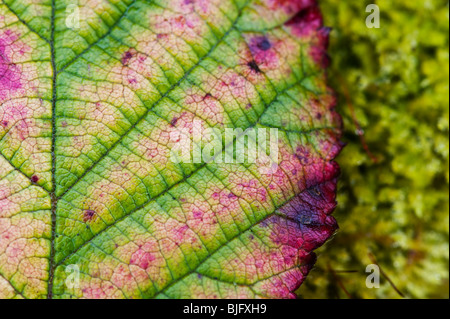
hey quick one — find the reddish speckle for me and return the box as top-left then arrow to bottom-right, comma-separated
295,146 -> 312,165
83,209 -> 96,222
0,104 -> 32,140
121,48 -> 136,66
130,249 -> 155,269
231,176 -> 267,203
193,210 -> 203,219
170,117 -> 179,127
1,120 -> 7,127
31,175 -> 39,183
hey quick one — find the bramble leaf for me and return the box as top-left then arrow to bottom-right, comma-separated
0,0 -> 342,299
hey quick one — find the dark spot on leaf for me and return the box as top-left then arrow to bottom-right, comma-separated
121,48 -> 136,66
31,175 -> 39,183
307,186 -> 322,198
247,60 -> 262,73
296,212 -> 313,225
1,121 -> 8,127
83,209 -> 96,222
295,146 -> 311,165
257,37 -> 271,51
170,117 -> 178,127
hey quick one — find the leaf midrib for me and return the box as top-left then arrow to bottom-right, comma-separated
47,0 -> 57,299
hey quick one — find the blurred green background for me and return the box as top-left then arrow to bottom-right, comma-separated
298,0 -> 449,299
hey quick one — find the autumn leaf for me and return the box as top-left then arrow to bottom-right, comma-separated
0,0 -> 342,299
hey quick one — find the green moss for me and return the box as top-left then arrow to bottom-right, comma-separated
299,0 -> 449,299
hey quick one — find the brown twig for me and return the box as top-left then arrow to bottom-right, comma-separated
338,75 -> 379,163
328,264 -> 354,299
369,252 -> 405,298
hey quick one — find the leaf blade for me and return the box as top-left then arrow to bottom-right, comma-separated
0,0 -> 343,299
